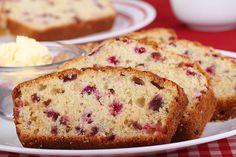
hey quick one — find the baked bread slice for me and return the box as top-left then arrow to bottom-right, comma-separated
13,67 -> 187,149
61,37 -> 216,141
1,0 -> 116,41
77,27 -> 177,53
128,27 -> 177,43
125,27 -> 236,121
163,40 -> 236,121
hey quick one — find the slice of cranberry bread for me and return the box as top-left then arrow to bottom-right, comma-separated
61,37 -> 216,141
1,0 -> 116,41
77,27 -> 177,53
125,28 -> 236,121
162,40 -> 236,121
128,27 -> 177,43
13,67 -> 187,149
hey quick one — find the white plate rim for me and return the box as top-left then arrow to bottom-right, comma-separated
0,49 -> 235,156
58,0 -> 157,44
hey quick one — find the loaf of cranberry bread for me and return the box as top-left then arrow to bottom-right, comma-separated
13,67 -> 187,149
163,40 -> 236,121
61,37 -> 216,141
1,0 -> 116,41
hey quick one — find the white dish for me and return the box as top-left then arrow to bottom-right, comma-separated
0,0 -> 156,44
0,50 -> 235,156
170,0 -> 236,32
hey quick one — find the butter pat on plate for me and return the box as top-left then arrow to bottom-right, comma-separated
0,36 -> 53,67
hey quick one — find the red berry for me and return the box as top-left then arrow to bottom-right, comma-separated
81,85 -> 101,100
109,101 -> 123,117
90,127 -> 99,136
82,111 -> 93,124
43,99 -> 51,107
107,56 -> 120,65
51,126 -> 58,135
132,121 -> 142,130
143,123 -> 156,132
31,93 -> 40,103
135,47 -> 146,54
143,123 -> 167,134
60,115 -> 70,125
149,95 -> 163,111
75,126 -> 85,135
82,85 -> 97,95
151,52 -> 161,61
106,133 -> 116,141
62,73 -> 77,82
206,65 -> 216,75
44,109 -> 60,121
178,62 -> 194,68
186,69 -> 196,76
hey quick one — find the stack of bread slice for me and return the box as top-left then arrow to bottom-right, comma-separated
13,27 -> 235,149
128,28 -> 236,121
61,36 -> 216,142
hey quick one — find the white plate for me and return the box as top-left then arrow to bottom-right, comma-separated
0,0 -> 156,44
0,50 -> 235,156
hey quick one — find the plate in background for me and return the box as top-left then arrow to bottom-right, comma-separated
0,0 -> 157,44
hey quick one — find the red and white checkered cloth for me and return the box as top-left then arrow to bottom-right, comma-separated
0,136 -> 235,157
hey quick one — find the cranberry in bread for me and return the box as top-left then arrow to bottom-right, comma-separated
13,67 -> 187,149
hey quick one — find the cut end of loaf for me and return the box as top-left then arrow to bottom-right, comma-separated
13,67 -> 187,149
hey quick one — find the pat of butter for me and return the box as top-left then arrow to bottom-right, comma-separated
0,36 -> 53,67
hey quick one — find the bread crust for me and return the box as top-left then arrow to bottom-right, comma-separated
13,67 -> 188,149
211,96 -> 236,121
6,14 -> 116,41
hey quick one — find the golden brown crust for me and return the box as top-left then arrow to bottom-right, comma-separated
13,67 -> 188,149
211,96 -> 236,121
17,132 -> 169,149
172,72 -> 216,141
6,15 -> 116,41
